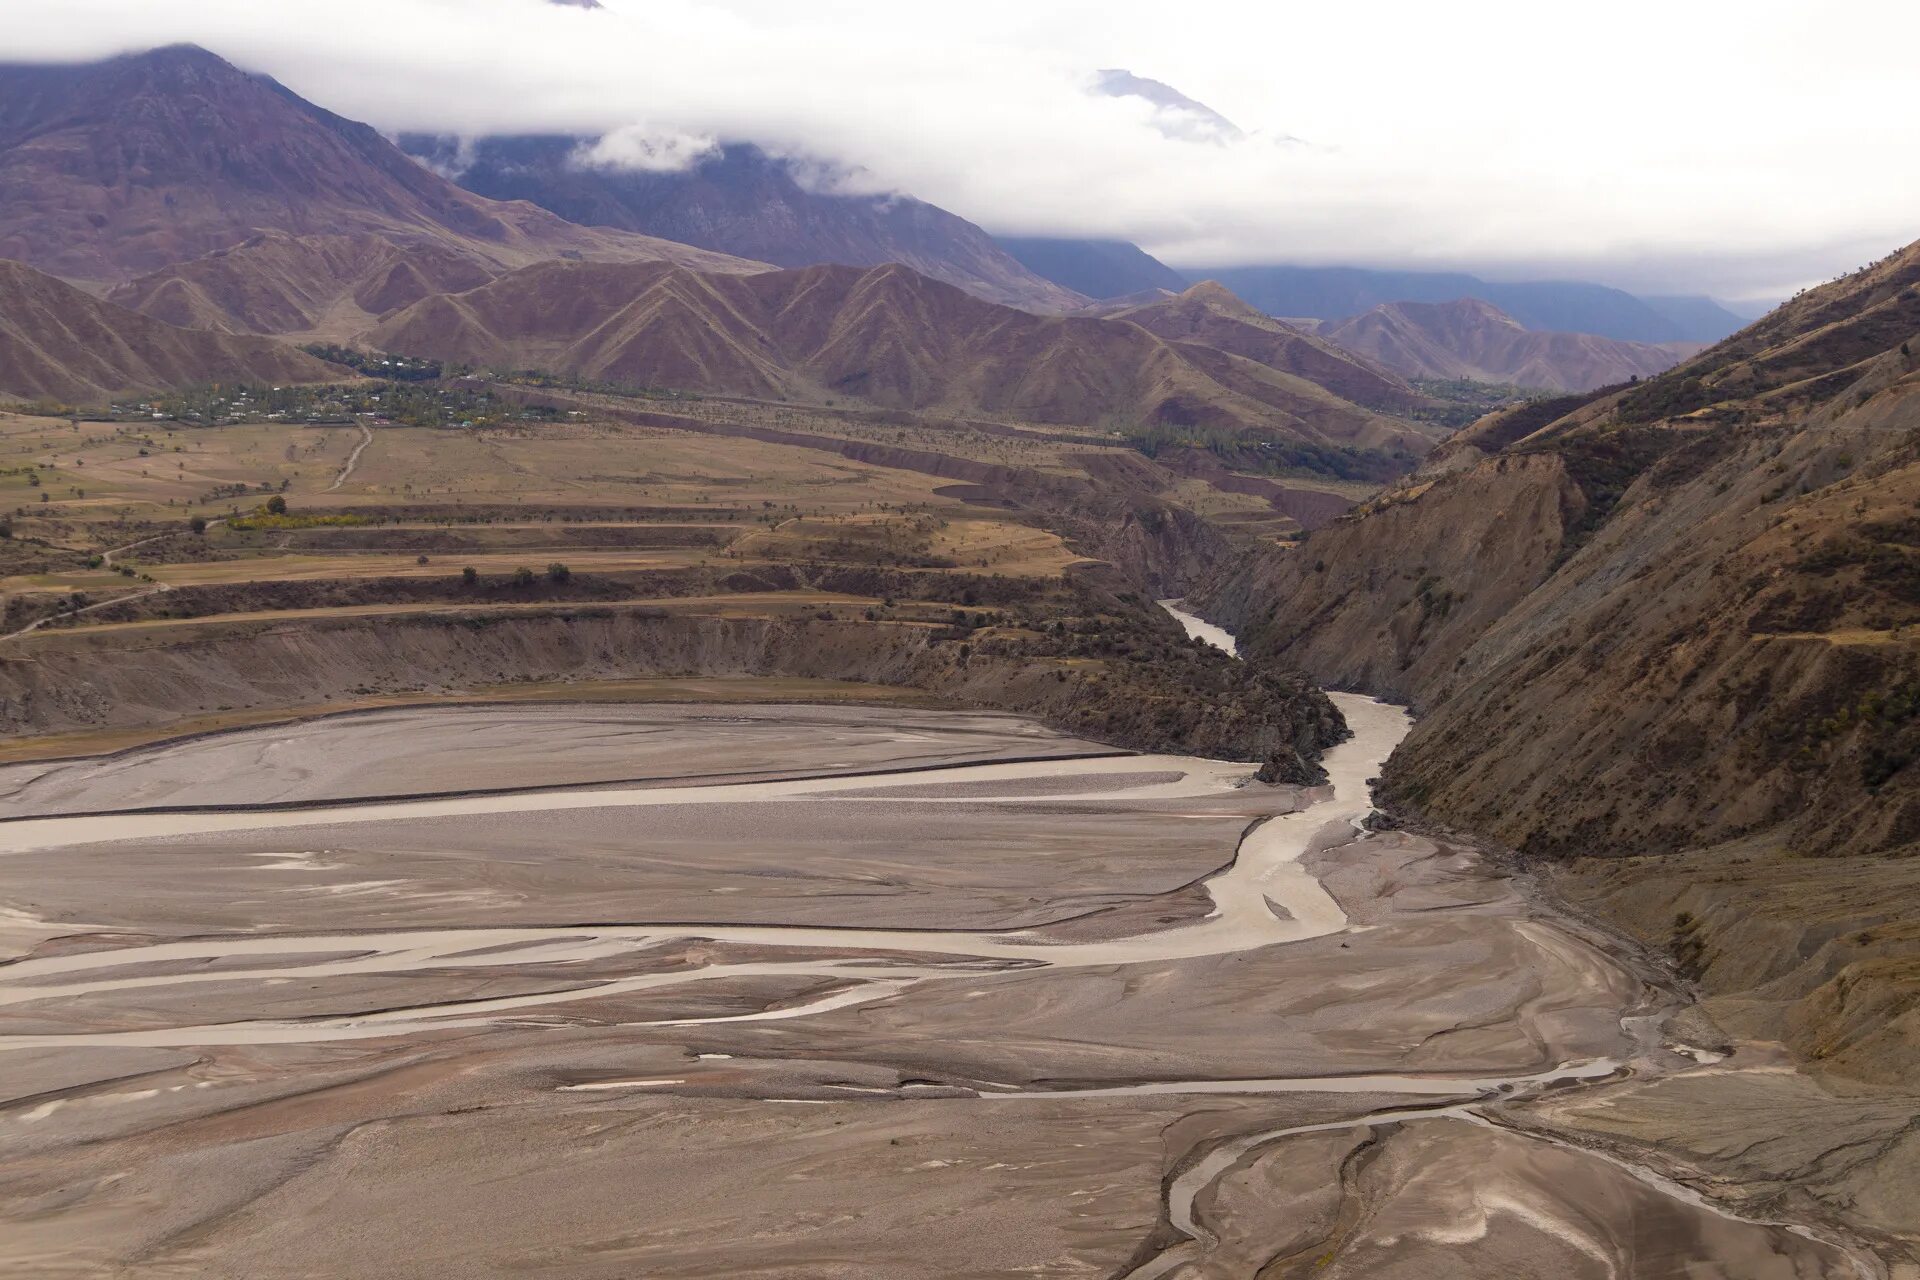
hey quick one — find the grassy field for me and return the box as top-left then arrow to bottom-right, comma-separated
134,548 -> 727,586
0,394 -> 1359,761
2,413 -> 970,532
1,408 -> 1081,602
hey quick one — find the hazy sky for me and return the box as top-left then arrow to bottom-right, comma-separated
11,0 -> 1918,301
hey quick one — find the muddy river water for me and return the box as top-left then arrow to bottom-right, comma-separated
0,607 -> 1893,1277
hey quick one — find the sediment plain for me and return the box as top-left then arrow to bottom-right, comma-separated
0,616 -> 1904,1277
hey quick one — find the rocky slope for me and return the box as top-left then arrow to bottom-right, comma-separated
0,259 -> 348,402
1319,297 -> 1700,392
0,46 -> 761,285
401,136 -> 1081,312
106,232 -> 499,339
1202,235 -> 1920,1080
370,259 -> 1436,459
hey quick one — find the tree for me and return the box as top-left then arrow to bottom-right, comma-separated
462,566 -> 479,585
189,516 -> 207,535
512,566 -> 535,587
265,494 -> 288,516
546,562 -> 571,584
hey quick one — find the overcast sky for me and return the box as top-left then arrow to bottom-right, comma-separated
11,0 -> 1918,301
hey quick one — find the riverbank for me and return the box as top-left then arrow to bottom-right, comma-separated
0,653 -> 1903,1273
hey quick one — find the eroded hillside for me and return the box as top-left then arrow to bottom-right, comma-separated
1202,238 -> 1920,1081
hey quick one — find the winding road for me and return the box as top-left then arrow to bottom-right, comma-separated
326,423 -> 373,492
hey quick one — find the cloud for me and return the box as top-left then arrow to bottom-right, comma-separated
6,0 -> 1917,298
573,125 -> 718,174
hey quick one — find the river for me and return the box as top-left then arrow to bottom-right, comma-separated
0,604 -> 1877,1278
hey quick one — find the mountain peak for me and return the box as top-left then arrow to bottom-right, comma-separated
1092,69 -> 1244,143
1178,279 -> 1258,310
0,46 -> 763,284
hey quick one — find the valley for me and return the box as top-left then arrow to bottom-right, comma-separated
0,23 -> 1915,1280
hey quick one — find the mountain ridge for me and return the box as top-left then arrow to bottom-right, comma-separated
105,231 -> 501,339
1086,281 -> 1429,411
1320,297 -> 1700,392
0,45 -> 764,286
399,135 -> 1083,313
0,258 -> 349,402
1195,263 -> 1746,344
366,258 -> 1435,461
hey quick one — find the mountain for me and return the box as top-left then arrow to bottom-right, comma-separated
0,45 -> 762,286
993,236 -> 1188,302
1089,281 -> 1427,411
106,232 -> 500,339
367,258 -> 1434,461
1090,69 -> 1246,143
399,136 -> 1082,313
0,259 -> 347,402
1195,264 -> 1733,344
1638,293 -> 1753,342
1319,297 -> 1699,392
1201,234 -> 1920,1081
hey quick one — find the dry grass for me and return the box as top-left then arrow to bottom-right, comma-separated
10,590 -> 887,642
143,548 -> 726,586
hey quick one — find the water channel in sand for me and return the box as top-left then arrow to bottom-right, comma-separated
0,603 -> 1881,1278
0,663 -> 1411,1052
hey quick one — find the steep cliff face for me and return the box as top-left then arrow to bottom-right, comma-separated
1383,389 -> 1920,861
1209,240 -> 1920,859
0,600 -> 1343,766
1205,451 -> 1583,705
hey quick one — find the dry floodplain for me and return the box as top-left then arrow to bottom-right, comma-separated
0,612 -> 1895,1277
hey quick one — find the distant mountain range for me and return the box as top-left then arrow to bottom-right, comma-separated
0,41 -> 1732,442
398,135 -> 1082,313
993,242 -> 1750,349
0,45 -> 759,287
1190,264 -> 1745,344
1313,298 -> 1700,392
